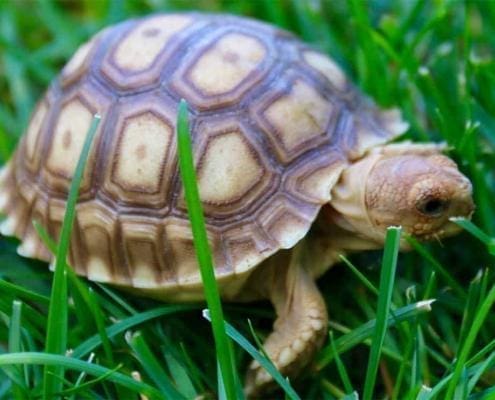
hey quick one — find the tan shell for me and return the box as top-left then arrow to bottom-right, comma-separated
0,13 -> 407,296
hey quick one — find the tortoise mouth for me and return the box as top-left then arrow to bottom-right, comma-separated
410,219 -> 463,242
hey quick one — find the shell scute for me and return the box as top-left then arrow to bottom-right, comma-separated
252,76 -> 338,164
100,15 -> 199,91
177,116 -> 277,218
171,27 -> 275,110
302,50 -> 348,91
76,201 -> 121,283
104,95 -> 177,209
61,34 -> 101,87
24,100 -> 49,168
41,82 -> 112,197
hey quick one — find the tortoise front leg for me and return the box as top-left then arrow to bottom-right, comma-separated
244,245 -> 328,397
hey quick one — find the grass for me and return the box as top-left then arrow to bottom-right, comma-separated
0,1 -> 494,399
176,99 -> 238,400
362,227 -> 402,400
42,113 -> 100,399
179,97 -> 301,400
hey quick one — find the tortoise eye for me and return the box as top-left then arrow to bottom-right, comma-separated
417,198 -> 448,217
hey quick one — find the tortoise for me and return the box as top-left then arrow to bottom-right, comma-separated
0,12 -> 474,396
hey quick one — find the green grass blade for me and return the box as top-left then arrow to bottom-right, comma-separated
450,217 -> 495,255
58,363 -> 121,397
417,385 -> 433,400
349,0 -> 389,104
457,271 -> 483,352
405,235 -> 467,298
36,217 -> 133,396
329,331 -> 354,395
69,353 -> 95,400
8,300 -> 25,399
43,114 -> 100,399
0,9 -> 33,127
203,310 -> 301,400
468,386 -> 495,400
453,367 -> 469,400
163,351 -> 197,399
316,299 -> 434,369
467,351 -> 495,394
467,339 -> 495,367
72,305 -> 196,359
445,284 -> 495,399
94,283 -> 138,316
0,352 -> 165,400
343,392 -> 359,400
87,288 -> 113,364
339,255 -> 379,296
0,278 -> 49,304
425,358 -> 495,399
176,99 -> 237,399
126,331 -> 186,399
363,226 -> 402,400
32,220 -> 57,253
8,301 -> 22,354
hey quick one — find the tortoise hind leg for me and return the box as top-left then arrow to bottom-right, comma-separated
244,244 -> 328,397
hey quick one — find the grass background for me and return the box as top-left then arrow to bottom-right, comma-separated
0,0 -> 495,399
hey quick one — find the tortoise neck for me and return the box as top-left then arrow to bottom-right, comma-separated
315,204 -> 383,252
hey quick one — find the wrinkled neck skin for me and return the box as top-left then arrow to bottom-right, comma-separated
317,151 -> 385,252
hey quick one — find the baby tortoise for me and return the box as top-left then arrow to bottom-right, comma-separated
0,13 -> 474,397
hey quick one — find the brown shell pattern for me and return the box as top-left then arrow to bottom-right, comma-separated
0,13 -> 407,291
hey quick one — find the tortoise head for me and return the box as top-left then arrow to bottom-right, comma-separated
328,143 -> 474,249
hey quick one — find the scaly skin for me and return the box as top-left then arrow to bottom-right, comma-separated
244,244 -> 328,398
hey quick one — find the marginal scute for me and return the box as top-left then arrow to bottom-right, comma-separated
229,238 -> 260,273
259,197 -> 312,248
77,202 -> 120,283
61,36 -> 97,85
303,51 -> 347,90
266,210 -> 310,249
295,163 -> 345,203
188,33 -> 266,95
85,226 -> 114,282
197,131 -> 264,204
164,222 -> 199,285
113,112 -> 172,193
165,220 -> 228,286
25,101 -> 48,162
0,164 -> 11,213
258,79 -> 335,162
285,152 -> 347,204
28,196 -> 51,262
121,219 -> 164,287
224,230 -> 272,275
0,193 -> 8,213
0,215 -> 17,236
16,198 -> 46,260
345,114 -> 397,160
377,108 -> 410,136
17,179 -> 36,204
113,15 -> 192,72
17,236 -> 38,258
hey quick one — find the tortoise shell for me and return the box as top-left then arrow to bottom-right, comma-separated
0,13 -> 407,298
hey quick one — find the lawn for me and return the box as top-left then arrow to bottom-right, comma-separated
0,1 -> 494,399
